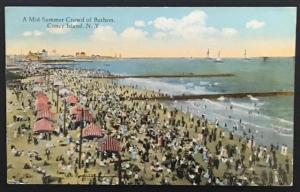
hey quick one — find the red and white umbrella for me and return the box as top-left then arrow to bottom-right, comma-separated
83,123 -> 105,138
76,110 -> 93,122
36,91 -> 47,98
33,118 -> 55,132
36,110 -> 55,121
98,136 -> 121,152
35,102 -> 49,111
36,96 -> 48,104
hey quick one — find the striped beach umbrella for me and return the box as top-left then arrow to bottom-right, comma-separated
35,102 -> 49,111
76,110 -> 93,122
36,110 -> 55,121
36,96 -> 49,104
98,136 -> 121,152
33,118 -> 55,132
36,91 -> 47,98
82,123 -> 105,138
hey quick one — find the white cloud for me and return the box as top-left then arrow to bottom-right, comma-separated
90,26 -> 118,41
23,31 -> 32,37
153,17 -> 177,31
33,30 -> 43,36
181,10 -> 206,26
22,30 -> 43,37
153,32 -> 167,39
121,27 -> 148,41
147,21 -> 153,25
246,20 -> 265,29
153,10 -> 207,32
47,27 -> 70,34
134,20 -> 145,27
222,28 -> 238,36
152,10 -> 237,40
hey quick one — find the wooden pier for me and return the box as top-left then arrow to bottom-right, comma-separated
130,91 -> 294,101
85,73 -> 235,79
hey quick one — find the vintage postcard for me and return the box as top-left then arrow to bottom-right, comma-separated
5,7 -> 296,186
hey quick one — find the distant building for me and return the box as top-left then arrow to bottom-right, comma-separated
91,54 -> 102,59
25,49 -> 48,61
75,52 -> 87,58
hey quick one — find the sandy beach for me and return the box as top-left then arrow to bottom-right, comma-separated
6,68 -> 293,186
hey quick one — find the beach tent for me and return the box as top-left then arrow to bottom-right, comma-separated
33,118 -> 55,132
82,123 -> 105,138
67,95 -> 78,104
98,136 -> 121,152
36,110 -> 55,121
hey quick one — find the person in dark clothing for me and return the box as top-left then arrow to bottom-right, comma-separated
285,158 -> 289,173
214,158 -> 219,170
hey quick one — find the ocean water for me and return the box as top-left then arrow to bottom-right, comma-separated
57,57 -> 294,149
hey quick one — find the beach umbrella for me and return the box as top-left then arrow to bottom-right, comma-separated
36,91 -> 47,98
33,118 -> 55,132
67,95 -> 78,104
36,110 -> 55,121
35,102 -> 49,111
98,136 -> 121,152
36,95 -> 49,103
76,110 -> 93,122
82,123 -> 105,138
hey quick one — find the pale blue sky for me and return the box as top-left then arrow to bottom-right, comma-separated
5,7 -> 297,57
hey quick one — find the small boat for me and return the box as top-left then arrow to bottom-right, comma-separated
244,49 -> 250,60
214,51 -> 223,63
206,49 -> 213,60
